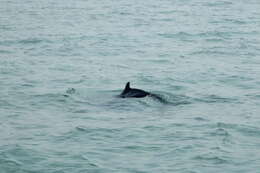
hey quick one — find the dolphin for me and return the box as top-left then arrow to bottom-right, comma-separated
119,82 -> 166,103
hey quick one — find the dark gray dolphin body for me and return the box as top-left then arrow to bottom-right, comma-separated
120,82 -> 149,98
119,82 -> 166,103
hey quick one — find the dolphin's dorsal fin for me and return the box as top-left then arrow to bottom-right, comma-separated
124,82 -> 130,91
120,82 -> 131,96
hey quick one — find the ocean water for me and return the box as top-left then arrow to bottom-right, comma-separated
1,0 -> 260,172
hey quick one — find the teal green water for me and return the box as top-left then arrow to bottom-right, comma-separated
1,0 -> 260,172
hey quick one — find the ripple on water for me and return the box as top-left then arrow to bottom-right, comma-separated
0,38 -> 52,46
193,154 -> 230,165
209,128 -> 230,137
194,117 -> 209,122
195,94 -> 238,104
0,145 -> 46,172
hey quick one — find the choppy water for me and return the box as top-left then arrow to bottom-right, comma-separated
1,0 -> 260,172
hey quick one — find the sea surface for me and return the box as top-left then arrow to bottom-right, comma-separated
1,0 -> 260,172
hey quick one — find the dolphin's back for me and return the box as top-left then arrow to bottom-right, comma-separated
121,88 -> 149,98
119,82 -> 167,103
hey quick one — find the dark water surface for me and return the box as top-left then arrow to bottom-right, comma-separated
1,0 -> 260,172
